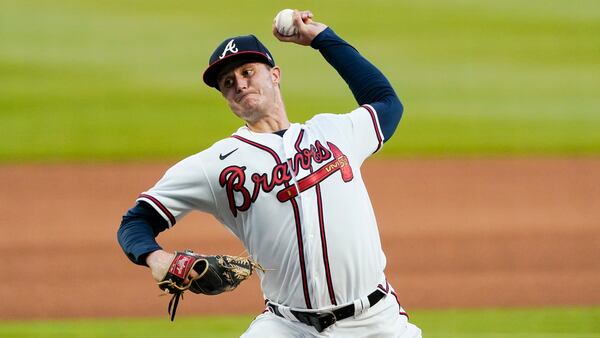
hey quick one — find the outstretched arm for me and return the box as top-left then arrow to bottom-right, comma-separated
273,10 -> 403,142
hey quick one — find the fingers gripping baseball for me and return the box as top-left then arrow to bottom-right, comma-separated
272,9 -> 327,46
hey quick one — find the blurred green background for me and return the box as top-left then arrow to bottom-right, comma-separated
2,0 -> 599,162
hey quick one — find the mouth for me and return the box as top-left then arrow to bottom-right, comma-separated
236,92 -> 257,103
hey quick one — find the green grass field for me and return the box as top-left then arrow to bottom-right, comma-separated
2,0 -> 599,162
1,307 -> 599,338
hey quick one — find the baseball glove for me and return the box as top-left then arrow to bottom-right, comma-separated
157,250 -> 263,321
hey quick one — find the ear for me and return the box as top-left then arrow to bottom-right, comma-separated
270,66 -> 281,85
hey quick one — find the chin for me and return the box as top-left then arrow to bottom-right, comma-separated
231,97 -> 269,121
232,107 -> 259,122
241,101 -> 263,115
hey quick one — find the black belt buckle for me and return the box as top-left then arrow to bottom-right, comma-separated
293,311 -> 337,333
269,287 -> 387,333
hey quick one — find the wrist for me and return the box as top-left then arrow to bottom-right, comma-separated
146,250 -> 176,281
310,27 -> 336,49
146,249 -> 169,265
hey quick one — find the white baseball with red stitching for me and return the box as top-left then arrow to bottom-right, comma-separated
274,9 -> 297,36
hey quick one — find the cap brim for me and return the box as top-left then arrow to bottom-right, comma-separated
202,51 -> 275,89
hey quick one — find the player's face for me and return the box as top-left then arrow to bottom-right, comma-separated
218,62 -> 281,123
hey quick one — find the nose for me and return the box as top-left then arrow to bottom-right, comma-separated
235,73 -> 248,92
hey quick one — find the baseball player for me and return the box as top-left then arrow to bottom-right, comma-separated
117,10 -> 422,337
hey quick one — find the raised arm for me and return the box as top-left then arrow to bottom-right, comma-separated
273,10 -> 403,142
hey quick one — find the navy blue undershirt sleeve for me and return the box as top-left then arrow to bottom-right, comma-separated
117,201 -> 168,266
311,27 -> 403,142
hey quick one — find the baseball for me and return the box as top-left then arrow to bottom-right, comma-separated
274,9 -> 298,36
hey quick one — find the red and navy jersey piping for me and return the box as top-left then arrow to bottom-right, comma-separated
362,104 -> 384,153
138,193 -> 176,227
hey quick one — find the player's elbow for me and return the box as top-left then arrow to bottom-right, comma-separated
394,96 -> 404,121
378,95 -> 403,142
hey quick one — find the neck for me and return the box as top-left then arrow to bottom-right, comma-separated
246,114 -> 290,133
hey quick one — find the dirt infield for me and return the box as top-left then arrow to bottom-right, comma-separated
1,158 -> 599,319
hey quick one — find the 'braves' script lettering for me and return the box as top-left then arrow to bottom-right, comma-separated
219,141 -> 353,217
219,165 -> 251,217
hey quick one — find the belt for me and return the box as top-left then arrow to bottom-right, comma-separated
267,289 -> 386,333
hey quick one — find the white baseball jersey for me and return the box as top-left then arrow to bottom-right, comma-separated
138,104 -> 387,310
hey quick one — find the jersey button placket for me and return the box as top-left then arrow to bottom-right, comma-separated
282,133 -> 318,306
296,177 -> 320,306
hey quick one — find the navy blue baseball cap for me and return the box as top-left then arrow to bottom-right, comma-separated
203,35 -> 275,89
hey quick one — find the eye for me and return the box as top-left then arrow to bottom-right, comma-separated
222,77 -> 234,88
242,68 -> 254,77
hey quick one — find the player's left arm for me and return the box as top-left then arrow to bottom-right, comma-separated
311,29 -> 403,142
274,10 -> 403,142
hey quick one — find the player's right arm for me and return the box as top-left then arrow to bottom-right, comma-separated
118,206 -> 201,282
117,152 -> 218,280
117,201 -> 175,280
